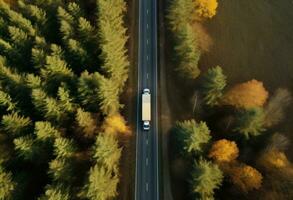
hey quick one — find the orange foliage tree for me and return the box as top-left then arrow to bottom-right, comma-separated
258,149 -> 290,170
222,79 -> 269,109
194,0 -> 218,19
208,139 -> 239,162
229,164 -> 263,192
102,113 -> 131,136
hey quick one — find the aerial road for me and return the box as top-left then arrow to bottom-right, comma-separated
135,0 -> 159,199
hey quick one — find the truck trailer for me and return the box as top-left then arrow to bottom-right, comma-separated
142,88 -> 151,130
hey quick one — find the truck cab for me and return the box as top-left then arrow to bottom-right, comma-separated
142,88 -> 151,131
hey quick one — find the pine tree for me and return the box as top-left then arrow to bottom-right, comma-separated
0,90 -> 17,112
0,39 -> 12,54
34,121 -> 61,141
191,159 -> 223,200
77,71 -> 100,111
81,165 -> 119,200
167,0 -> 195,32
67,2 -> 83,19
8,26 -> 30,48
31,36 -> 48,69
57,85 -> 75,113
0,166 -> 16,200
173,120 -> 211,155
54,137 -> 76,159
17,1 -> 47,27
2,112 -> 31,136
76,108 -> 97,137
201,66 -> 227,106
97,0 -> 129,93
234,108 -> 266,139
93,134 -> 122,174
174,24 -> 201,79
48,158 -> 73,183
66,38 -> 88,65
39,184 -> 70,200
78,17 -> 96,43
13,135 -> 39,160
0,1 -> 35,36
57,7 -> 74,40
25,74 -> 42,89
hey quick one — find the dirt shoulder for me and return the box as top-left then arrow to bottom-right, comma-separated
118,0 -> 138,199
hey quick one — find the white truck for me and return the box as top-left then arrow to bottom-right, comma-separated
142,88 -> 151,130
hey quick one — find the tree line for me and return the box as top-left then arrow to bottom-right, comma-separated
0,0 -> 130,199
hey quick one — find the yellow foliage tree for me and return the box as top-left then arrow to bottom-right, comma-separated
222,79 -> 269,109
258,149 -> 290,170
194,0 -> 218,19
229,164 -> 263,192
208,139 -> 239,162
102,113 -> 131,136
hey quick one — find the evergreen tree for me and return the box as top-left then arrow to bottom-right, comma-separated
76,108 -> 97,137
191,159 -> 223,200
0,39 -> 12,54
25,74 -> 42,89
57,6 -> 74,40
201,66 -> 227,106
97,0 -> 129,92
2,112 -> 31,136
34,121 -> 61,141
77,17 -> 96,43
0,90 -> 17,112
13,135 -> 39,160
31,36 -> 48,69
54,137 -> 76,159
234,108 -> 266,139
97,74 -> 122,116
174,24 -> 201,79
17,1 -> 47,27
48,158 -> 73,183
81,165 -> 119,200
0,1 -> 35,36
67,2 -> 83,19
8,26 -> 30,48
167,0 -> 195,32
0,166 -> 16,200
66,38 -> 88,67
57,85 -> 75,113
93,134 -> 122,174
39,184 -> 70,200
173,120 -> 211,155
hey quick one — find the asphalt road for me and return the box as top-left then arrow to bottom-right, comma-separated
135,0 -> 159,199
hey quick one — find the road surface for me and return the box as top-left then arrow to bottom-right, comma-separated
135,0 -> 159,199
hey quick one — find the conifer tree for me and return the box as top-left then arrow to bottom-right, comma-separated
173,120 -> 211,155
48,158 -> 73,183
67,2 -> 83,19
77,17 -> 96,43
2,112 -> 31,136
76,108 -> 97,137
8,26 -> 30,48
0,1 -> 35,36
0,90 -> 17,112
0,166 -> 16,200
191,159 -> 223,200
57,7 -> 74,40
201,66 -> 227,106
13,135 -> 39,160
39,184 -> 70,200
81,165 -> 119,200
17,1 -> 47,27
54,137 -> 76,159
174,24 -> 201,79
0,39 -> 12,54
34,121 -> 61,141
25,74 -> 42,89
234,108 -> 266,139
66,38 -> 88,66
57,85 -> 75,113
93,134 -> 122,174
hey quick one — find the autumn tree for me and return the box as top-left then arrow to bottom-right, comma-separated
229,164 -> 263,192
258,148 -> 290,170
173,120 -> 211,155
201,66 -> 226,105
234,108 -> 266,139
0,166 -> 16,200
102,113 -> 130,136
194,0 -> 218,19
208,139 -> 239,163
190,159 -> 223,199
222,79 -> 269,109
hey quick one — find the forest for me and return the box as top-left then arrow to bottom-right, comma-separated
167,0 -> 293,199
0,0 -> 130,199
